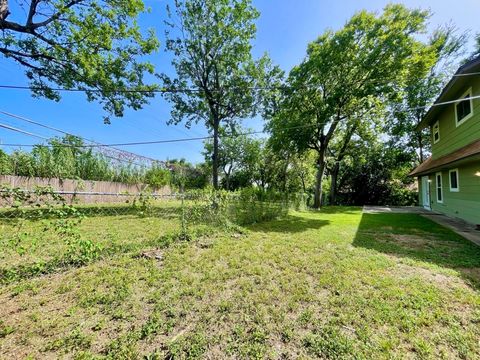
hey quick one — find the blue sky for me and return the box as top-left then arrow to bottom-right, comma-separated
0,0 -> 478,164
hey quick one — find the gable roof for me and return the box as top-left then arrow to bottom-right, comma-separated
409,139 -> 480,176
416,56 -> 480,131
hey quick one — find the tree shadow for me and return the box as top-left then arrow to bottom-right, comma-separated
309,206 -> 362,215
247,213 -> 330,234
353,212 -> 480,291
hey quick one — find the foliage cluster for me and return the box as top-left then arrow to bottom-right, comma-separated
182,187 -> 303,231
0,0 -> 159,122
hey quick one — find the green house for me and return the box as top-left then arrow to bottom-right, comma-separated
410,56 -> 480,226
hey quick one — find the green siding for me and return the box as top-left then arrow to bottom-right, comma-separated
426,162 -> 480,225
430,78 -> 480,159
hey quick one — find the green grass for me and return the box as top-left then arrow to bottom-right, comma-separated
1,207 -> 480,359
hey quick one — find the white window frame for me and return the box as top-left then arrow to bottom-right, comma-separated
436,172 -> 443,203
449,168 -> 459,192
455,87 -> 474,127
432,120 -> 440,144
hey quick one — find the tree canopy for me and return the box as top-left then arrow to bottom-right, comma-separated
269,4 -> 434,208
0,0 -> 159,122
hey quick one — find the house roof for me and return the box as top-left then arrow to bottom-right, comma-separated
416,56 -> 480,132
409,139 -> 480,176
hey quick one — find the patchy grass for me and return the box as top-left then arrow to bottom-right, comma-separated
1,207 -> 480,358
0,204 -> 181,284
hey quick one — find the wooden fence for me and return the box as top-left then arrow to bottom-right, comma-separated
0,175 -> 171,204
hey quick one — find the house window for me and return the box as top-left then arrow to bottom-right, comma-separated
455,88 -> 473,126
449,169 -> 459,192
433,121 -> 440,144
436,172 -> 443,203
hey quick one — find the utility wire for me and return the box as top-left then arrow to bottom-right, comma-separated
3,93 -> 480,149
0,122 -> 47,140
0,121 -> 150,167
0,71 -> 479,94
0,110 -> 160,164
407,94 -> 480,112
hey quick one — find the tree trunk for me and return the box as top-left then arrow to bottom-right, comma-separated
418,133 -> 424,163
212,120 -> 219,189
0,0 -> 9,21
300,172 -> 306,193
329,162 -> 340,205
313,150 -> 326,209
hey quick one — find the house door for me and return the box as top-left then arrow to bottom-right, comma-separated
421,176 -> 431,210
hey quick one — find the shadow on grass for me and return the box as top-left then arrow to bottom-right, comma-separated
310,206 -> 362,215
353,212 -> 480,290
247,213 -> 330,234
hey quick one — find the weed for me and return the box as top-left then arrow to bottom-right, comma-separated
45,328 -> 92,352
0,320 -> 14,338
167,332 -> 208,359
302,327 -> 355,359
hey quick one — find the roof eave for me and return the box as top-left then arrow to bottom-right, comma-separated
415,56 -> 480,132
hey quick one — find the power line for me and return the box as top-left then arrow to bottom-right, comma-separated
1,94 -> 480,149
0,121 -> 150,168
409,94 -> 480,112
0,126 -> 270,148
0,71 -> 478,94
0,122 -> 47,140
0,84 -> 273,93
451,71 -> 480,77
0,110 -> 161,164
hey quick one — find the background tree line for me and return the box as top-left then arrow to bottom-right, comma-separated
0,135 -> 209,190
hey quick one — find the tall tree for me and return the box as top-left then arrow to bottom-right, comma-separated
269,5 -> 430,208
0,0 -> 159,122
160,0 -> 268,189
389,25 -> 465,163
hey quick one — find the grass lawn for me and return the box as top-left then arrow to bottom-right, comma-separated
1,207 -> 480,359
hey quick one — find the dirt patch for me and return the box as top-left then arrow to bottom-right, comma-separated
387,262 -> 469,292
372,233 -> 460,251
139,249 -> 164,261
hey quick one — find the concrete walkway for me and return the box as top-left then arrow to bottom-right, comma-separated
362,206 -> 434,214
363,206 -> 480,247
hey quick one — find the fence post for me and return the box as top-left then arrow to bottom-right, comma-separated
181,191 -> 187,237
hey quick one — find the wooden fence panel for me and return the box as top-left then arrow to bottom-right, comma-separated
0,175 -> 171,204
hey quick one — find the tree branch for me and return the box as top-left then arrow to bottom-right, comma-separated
32,0 -> 84,29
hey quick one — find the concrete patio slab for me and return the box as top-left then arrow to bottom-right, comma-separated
362,206 -> 435,214
363,206 -> 480,247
